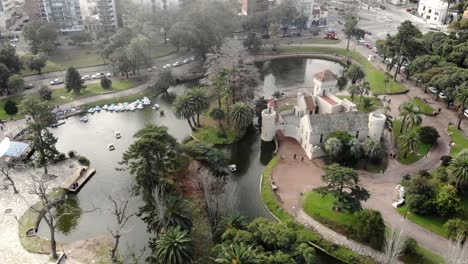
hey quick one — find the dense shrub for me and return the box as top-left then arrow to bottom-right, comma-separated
55,153 -> 66,162
403,238 -> 418,256
39,86 -> 53,100
101,76 -> 112,89
4,100 -> 18,115
418,126 -> 440,145
405,176 -> 435,215
434,167 -> 448,182
418,170 -> 430,178
444,219 -> 468,242
440,155 -> 452,166
350,209 -> 385,250
435,185 -> 462,218
78,156 -> 90,166
329,131 -> 353,143
68,150 -> 76,158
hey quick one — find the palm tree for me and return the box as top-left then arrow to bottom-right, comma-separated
147,195 -> 193,234
212,70 -> 229,108
454,88 -> 468,129
215,213 -> 248,239
349,138 -> 362,160
399,130 -> 419,159
337,76 -> 348,91
346,64 -> 365,84
173,94 -> 196,130
210,107 -> 226,134
399,102 -> 421,133
363,138 -> 382,161
448,150 -> 468,188
215,243 -> 258,264
359,81 -> 370,102
153,226 -> 194,264
187,88 -> 209,127
324,137 -> 343,162
348,85 -> 361,101
230,102 -> 253,129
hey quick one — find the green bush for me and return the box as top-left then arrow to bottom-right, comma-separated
39,86 -> 53,100
443,219 -> 468,242
55,153 -> 66,162
434,167 -> 448,182
77,156 -> 90,166
434,185 -> 462,218
68,150 -> 76,158
350,209 -> 385,250
418,126 -> 440,145
440,156 -> 452,166
406,176 -> 435,216
101,76 -> 112,89
4,100 -> 18,115
403,238 -> 418,256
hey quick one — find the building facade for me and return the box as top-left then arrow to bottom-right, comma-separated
242,0 -> 271,15
96,0 -> 117,31
38,0 -> 84,32
417,0 -> 449,24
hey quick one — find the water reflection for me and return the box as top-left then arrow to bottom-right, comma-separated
55,195 -> 81,235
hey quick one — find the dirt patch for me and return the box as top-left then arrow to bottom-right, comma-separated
64,236 -> 114,264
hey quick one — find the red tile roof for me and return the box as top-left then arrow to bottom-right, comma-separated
304,96 -> 315,111
314,70 -> 337,82
319,95 -> 337,105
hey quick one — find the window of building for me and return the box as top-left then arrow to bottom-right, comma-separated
356,131 -> 359,138
320,134 -> 323,143
435,12 -> 439,15
426,15 -> 431,19
423,6 -> 425,11
428,9 -> 432,13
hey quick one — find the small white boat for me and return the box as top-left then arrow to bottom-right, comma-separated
136,104 -> 144,110
102,105 -> 108,110
108,104 -> 115,112
142,97 -> 151,106
115,132 -> 121,139
108,144 -> 115,151
228,164 -> 237,172
129,105 -> 136,111
80,116 -> 89,122
153,104 -> 160,110
87,108 -> 96,114
94,106 -> 101,112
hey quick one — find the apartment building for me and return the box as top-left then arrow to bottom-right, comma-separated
38,0 -> 84,32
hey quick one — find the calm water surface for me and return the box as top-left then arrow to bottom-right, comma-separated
38,58 -> 343,263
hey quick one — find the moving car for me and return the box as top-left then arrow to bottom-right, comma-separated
148,66 -> 157,72
366,43 -> 373,49
163,64 -> 172,69
172,61 -> 183,67
183,58 -> 190,64
92,73 -> 104,79
438,92 -> 447,99
429,87 -> 438,94
81,75 -> 91,80
25,84 -> 34,90
385,17 -> 393,22
106,72 -> 113,77
50,79 -> 63,85
358,39 -> 367,45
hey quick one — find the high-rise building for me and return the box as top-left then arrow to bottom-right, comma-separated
38,0 -> 84,32
242,0 -> 272,16
96,0 -> 117,31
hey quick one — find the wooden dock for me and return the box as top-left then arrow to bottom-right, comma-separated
60,166 -> 96,193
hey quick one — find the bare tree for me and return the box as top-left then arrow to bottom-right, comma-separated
444,235 -> 468,264
0,162 -> 18,194
107,195 -> 136,263
27,174 -> 95,259
382,224 -> 407,264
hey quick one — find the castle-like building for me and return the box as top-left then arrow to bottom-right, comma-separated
261,70 -> 386,160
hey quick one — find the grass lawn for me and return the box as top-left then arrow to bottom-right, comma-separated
278,38 -> 341,45
278,103 -> 294,112
410,98 -> 434,115
192,126 -> 237,145
277,46 -> 406,95
0,79 -> 138,120
393,120 -> 431,165
448,125 -> 468,156
400,245 -> 445,264
337,96 -> 383,113
396,205 -> 448,238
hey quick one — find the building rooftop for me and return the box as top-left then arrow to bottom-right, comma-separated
314,70 -> 337,82
308,112 -> 369,135
319,95 -> 337,105
303,95 -> 315,111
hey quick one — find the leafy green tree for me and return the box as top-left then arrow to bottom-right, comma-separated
337,76 -> 348,91
359,81 -> 370,102
346,64 -> 365,84
349,138 -> 362,160
120,124 -> 179,202
399,102 -> 421,133
405,175 -> 435,215
101,76 -> 112,89
23,21 -> 57,54
0,63 -> 12,95
145,195 -> 193,234
399,130 -> 420,159
363,138 -> 382,161
215,213 -> 248,241
4,100 -> 18,115
435,185 -> 462,218
152,226 -> 194,264
351,209 -> 385,250
418,126 -> 440,145
216,243 -> 258,264
0,45 -> 21,73
187,88 -> 209,127
344,17 -> 365,51
210,107 -> 226,134
185,142 -> 228,176
243,33 -> 262,52
65,67 -> 85,94
109,47 -> 132,78
211,70 -> 229,108
39,86 -> 53,100
154,68 -> 176,95
230,102 -> 253,129
168,22 -> 195,51
27,55 -> 47,74
126,36 -> 151,75
20,97 -> 58,174
173,94 -> 196,130
7,74 -> 24,94
443,219 -> 468,242
324,137 -> 343,162
455,87 -> 468,129
317,164 -> 369,212
272,0 -> 299,37
448,149 -> 468,188
348,84 -> 360,101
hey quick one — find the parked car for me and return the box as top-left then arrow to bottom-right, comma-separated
106,72 -> 113,77
366,43 -> 373,49
429,87 -> 438,93
183,58 -> 190,64
464,108 -> 468,118
25,84 -> 34,90
373,47 -> 378,53
92,73 -> 104,79
385,17 -> 393,22
172,61 -> 183,67
50,79 -> 63,85
406,8 -> 412,12
9,38 -> 19,42
163,64 -> 172,69
148,66 -> 157,72
438,92 -> 447,99
81,75 -> 91,80
380,5 -> 386,10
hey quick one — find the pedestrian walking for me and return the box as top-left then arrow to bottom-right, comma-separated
294,154 -> 297,159
301,157 -> 304,162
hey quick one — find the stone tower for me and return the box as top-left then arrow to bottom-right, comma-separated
261,100 -> 277,142
368,112 -> 386,141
